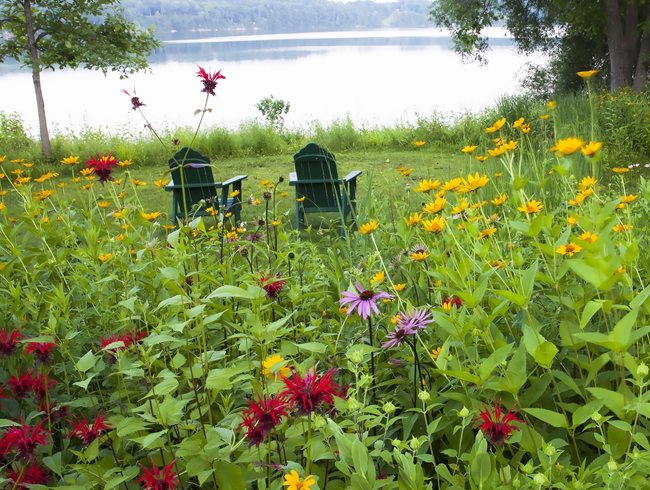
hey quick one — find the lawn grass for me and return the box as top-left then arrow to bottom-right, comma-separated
3,147 -> 466,229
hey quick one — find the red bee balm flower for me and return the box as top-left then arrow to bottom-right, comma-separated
121,88 -> 146,111
8,372 -> 37,399
0,420 -> 49,461
24,342 -> 56,363
281,368 -> 344,415
259,273 -> 286,299
7,464 -> 49,488
240,395 -> 288,446
475,402 -> 522,446
69,412 -> 110,446
0,329 -> 23,355
138,461 -> 179,490
196,66 -> 225,96
86,153 -> 118,183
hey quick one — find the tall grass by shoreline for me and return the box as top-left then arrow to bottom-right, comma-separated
3,90 -> 650,169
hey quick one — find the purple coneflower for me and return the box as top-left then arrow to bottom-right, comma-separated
339,282 -> 392,320
382,308 -> 433,349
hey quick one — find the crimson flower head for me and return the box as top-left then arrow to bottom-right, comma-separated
24,342 -> 56,364
240,394 -> 288,446
138,460 -> 179,490
196,66 -> 225,96
0,329 -> 24,356
259,273 -> 286,299
339,282 -> 392,320
0,420 -> 49,461
281,368 -> 344,415
8,372 -> 36,399
475,401 -> 522,446
86,153 -> 118,183
7,464 -> 49,488
30,371 -> 57,400
121,88 -> 146,111
69,412 -> 110,446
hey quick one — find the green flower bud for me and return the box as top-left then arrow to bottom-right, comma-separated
533,473 -> 547,486
417,390 -> 431,402
458,406 -> 470,418
383,401 -> 397,414
409,436 -> 422,451
637,362 -> 648,378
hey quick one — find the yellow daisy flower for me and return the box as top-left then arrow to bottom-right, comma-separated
550,137 -> 584,156
461,145 -> 478,154
422,216 -> 446,233
141,211 -> 161,221
577,69 -> 599,79
422,197 -> 446,214
414,179 -> 440,193
359,220 -> 380,235
556,242 -> 583,257
491,194 -> 508,206
518,200 -> 543,214
262,354 -> 290,379
579,231 -> 598,243
283,470 -> 315,490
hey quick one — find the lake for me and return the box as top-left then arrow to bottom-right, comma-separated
0,28 -> 545,136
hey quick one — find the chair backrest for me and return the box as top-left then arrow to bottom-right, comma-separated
293,142 -> 342,211
168,147 -> 219,214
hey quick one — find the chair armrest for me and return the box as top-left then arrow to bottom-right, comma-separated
289,177 -> 343,184
222,175 -> 248,187
165,181 -> 221,190
343,170 -> 362,182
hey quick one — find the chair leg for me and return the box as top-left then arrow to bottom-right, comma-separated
296,203 -> 305,230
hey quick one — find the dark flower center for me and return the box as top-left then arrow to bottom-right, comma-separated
359,290 -> 374,300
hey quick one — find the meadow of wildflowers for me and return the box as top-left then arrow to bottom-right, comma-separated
0,69 -> 649,488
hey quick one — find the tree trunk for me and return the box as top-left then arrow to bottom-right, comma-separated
23,0 -> 52,158
603,0 -> 634,89
633,11 -> 650,90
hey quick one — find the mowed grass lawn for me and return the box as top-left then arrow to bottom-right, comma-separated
10,148 -> 467,228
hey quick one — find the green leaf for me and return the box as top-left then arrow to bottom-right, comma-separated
135,429 -> 168,449
567,260 -> 610,289
205,368 -> 240,391
572,400 -> 604,428
150,377 -> 178,397
76,350 -> 97,373
586,387 -> 625,418
503,342 -> 527,394
294,341 -> 327,354
478,343 -> 513,381
580,301 -> 603,329
116,417 -> 148,437
206,285 -> 265,300
470,452 -> 492,485
522,407 -> 568,428
214,462 -> 246,490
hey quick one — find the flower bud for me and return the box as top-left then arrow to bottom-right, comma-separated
591,411 -> 603,424
409,436 -> 422,451
348,350 -> 364,364
417,390 -> 431,402
637,362 -> 648,378
458,406 -> 470,418
543,443 -> 556,456
347,397 -> 362,412
533,473 -> 547,486
607,459 -> 618,472
383,402 -> 396,414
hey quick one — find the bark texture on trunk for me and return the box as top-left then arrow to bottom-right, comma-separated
23,0 -> 52,158
602,0 -> 649,90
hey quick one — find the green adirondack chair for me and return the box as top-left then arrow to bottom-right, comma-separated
289,142 -> 362,236
165,147 -> 247,224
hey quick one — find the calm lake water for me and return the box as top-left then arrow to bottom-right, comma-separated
0,28 -> 545,136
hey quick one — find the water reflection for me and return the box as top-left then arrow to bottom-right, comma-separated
0,29 -> 543,136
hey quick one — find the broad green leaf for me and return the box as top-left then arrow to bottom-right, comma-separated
522,407 -> 568,428
567,260 -> 609,289
470,452 -> 492,485
503,342 -> 527,394
294,341 -> 327,354
206,367 -> 240,391
580,301 -> 603,329
479,343 -> 513,381
206,285 -> 265,300
214,462 -> 246,490
135,429 -> 168,449
116,417 -> 148,437
586,387 -> 625,418
572,400 -> 604,427
76,350 -> 97,373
